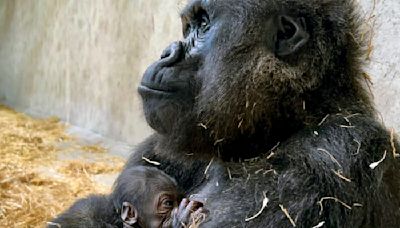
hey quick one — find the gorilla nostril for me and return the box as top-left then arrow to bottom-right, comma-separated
161,48 -> 172,59
160,42 -> 184,67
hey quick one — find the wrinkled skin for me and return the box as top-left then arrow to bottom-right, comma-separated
126,0 -> 400,227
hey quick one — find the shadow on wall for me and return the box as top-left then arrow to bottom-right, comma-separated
0,0 -> 398,144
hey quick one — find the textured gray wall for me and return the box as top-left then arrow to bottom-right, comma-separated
0,0 -> 182,145
0,0 -> 398,145
361,0 -> 400,131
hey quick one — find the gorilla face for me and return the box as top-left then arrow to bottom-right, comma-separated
139,0 -> 335,139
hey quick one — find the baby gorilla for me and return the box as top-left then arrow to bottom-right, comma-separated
48,166 -> 205,228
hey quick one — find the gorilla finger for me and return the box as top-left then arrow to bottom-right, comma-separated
179,201 -> 195,222
178,198 -> 189,215
193,207 -> 209,216
190,200 -> 204,210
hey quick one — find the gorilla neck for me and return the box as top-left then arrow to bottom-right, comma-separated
158,78 -> 374,160
158,113 -> 303,160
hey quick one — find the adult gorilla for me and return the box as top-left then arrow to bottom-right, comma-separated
125,0 -> 400,227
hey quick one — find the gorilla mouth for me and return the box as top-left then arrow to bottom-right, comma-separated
138,85 -> 176,96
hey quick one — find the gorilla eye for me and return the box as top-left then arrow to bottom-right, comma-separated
196,9 -> 210,32
162,199 -> 174,209
200,14 -> 209,29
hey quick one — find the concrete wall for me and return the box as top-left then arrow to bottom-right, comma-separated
0,0 -> 182,145
0,0 -> 398,145
361,0 -> 400,131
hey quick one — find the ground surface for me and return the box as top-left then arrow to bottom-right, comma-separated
0,104 -> 132,227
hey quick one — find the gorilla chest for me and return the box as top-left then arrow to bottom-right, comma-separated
190,162 -> 278,227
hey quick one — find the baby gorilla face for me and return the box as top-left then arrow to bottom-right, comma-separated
122,191 -> 205,228
118,166 -> 206,228
117,166 -> 180,228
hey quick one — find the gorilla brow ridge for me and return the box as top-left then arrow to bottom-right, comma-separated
180,0 -> 202,19
180,0 -> 202,37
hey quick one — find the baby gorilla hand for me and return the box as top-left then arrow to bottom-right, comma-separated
171,198 -> 207,228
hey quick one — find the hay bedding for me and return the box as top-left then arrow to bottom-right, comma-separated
0,104 -> 125,227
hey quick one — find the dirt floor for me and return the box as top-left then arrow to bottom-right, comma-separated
0,104 -> 131,227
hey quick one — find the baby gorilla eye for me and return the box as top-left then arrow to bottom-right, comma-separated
157,195 -> 176,214
162,199 -> 174,208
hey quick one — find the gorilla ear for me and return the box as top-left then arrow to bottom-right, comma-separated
121,202 -> 138,225
275,15 -> 309,56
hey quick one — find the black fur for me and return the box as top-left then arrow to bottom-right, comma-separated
127,0 -> 400,227
49,195 -> 118,228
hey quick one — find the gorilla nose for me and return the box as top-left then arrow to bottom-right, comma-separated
159,41 -> 184,67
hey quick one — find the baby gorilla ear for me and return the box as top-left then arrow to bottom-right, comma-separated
121,202 -> 138,226
275,15 -> 309,56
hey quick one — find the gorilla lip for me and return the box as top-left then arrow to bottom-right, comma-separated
138,85 -> 175,96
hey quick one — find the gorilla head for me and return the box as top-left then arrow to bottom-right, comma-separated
138,0 -> 371,153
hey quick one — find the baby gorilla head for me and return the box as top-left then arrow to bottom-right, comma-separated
49,166 -> 205,228
112,166 -> 181,228
114,166 -> 206,228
